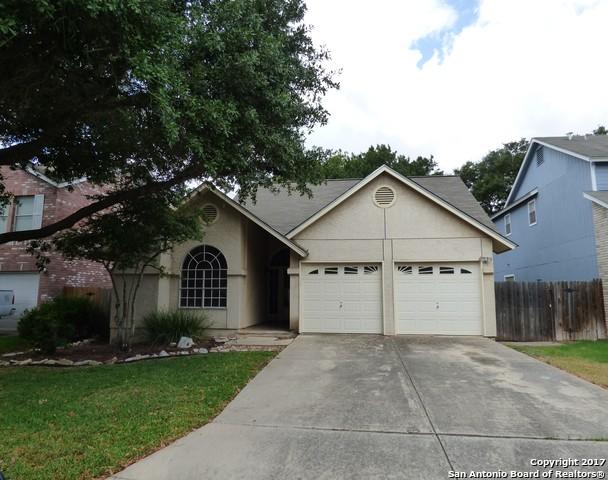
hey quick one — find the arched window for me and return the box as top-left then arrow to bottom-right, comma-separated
180,245 -> 227,308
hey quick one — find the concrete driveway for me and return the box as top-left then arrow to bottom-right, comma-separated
110,336 -> 608,480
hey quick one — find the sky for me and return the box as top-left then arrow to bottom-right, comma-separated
304,0 -> 608,172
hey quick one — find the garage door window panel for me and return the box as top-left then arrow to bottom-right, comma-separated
395,263 -> 482,335
302,264 -> 382,333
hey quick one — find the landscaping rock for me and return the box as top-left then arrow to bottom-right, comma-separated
195,348 -> 208,354
56,358 -> 74,366
158,350 -> 169,357
105,357 -> 118,365
1,351 -> 25,358
177,336 -> 194,349
43,360 -> 58,366
0,360 -> 10,367
73,360 -> 101,366
16,358 -> 33,366
214,336 -> 229,344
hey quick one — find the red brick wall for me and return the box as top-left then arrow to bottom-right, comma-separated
0,167 -> 111,302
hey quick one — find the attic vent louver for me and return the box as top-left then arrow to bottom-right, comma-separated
202,203 -> 219,224
373,186 -> 396,207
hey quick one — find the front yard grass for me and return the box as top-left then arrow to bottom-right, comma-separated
509,340 -> 608,388
0,335 -> 29,354
0,351 -> 275,480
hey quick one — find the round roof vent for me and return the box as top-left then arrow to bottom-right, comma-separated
373,186 -> 396,207
202,203 -> 219,224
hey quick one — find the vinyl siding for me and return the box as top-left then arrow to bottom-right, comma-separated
494,147 -> 598,281
595,163 -> 608,190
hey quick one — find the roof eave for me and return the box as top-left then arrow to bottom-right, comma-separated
286,165 -> 516,253
192,185 -> 308,258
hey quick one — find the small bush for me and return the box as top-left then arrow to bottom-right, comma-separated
18,296 -> 108,354
143,310 -> 209,344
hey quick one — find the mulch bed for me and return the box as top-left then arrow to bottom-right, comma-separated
3,338 -> 217,363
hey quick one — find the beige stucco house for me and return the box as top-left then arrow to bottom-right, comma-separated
126,165 -> 515,338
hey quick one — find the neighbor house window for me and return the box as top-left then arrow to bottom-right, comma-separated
14,196 -> 35,231
504,275 -> 515,282
0,204 -> 7,233
528,199 -> 537,226
180,245 -> 227,308
505,214 -> 512,236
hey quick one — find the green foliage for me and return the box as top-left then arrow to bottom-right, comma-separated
17,296 -> 107,354
0,0 -> 336,241
143,310 -> 210,344
0,351 -> 275,480
51,193 -> 205,347
321,144 -> 442,179
54,194 -> 203,272
455,139 -> 529,214
594,125 -> 607,135
0,335 -> 29,354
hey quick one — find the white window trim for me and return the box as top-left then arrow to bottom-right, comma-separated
528,199 -> 537,226
504,213 -> 512,236
504,274 -> 515,281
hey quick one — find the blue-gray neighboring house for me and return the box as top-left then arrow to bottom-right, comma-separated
493,134 -> 608,282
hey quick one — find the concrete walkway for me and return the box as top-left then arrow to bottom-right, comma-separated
110,336 -> 608,480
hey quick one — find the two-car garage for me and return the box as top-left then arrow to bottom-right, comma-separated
300,262 -> 483,335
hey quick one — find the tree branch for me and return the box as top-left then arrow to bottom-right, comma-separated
0,140 -> 46,166
0,165 -> 202,244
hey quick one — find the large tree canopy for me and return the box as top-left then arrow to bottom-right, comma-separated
0,0 -> 336,243
455,139 -> 528,215
320,144 -> 442,179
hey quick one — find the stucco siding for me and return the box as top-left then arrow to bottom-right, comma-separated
293,173 -> 497,336
495,147 -> 598,281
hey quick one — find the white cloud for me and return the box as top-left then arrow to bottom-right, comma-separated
305,0 -> 608,171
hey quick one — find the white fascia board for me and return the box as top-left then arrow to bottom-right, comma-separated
491,188 -> 538,220
287,165 -> 516,252
504,141 -> 537,205
192,185 -> 308,258
583,192 -> 608,210
25,166 -> 88,188
505,139 -> 604,206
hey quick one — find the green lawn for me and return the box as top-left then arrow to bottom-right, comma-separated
0,335 -> 29,354
510,340 -> 608,388
0,351 -> 275,480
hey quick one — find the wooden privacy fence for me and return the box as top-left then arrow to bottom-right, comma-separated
63,286 -> 112,318
495,280 -> 607,341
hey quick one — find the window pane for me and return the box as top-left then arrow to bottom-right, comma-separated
15,215 -> 33,231
439,266 -> 454,274
15,196 -> 34,216
324,267 -> 338,275
418,266 -> 433,274
344,266 -> 358,275
398,266 -> 412,274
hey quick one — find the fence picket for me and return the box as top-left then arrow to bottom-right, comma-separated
495,280 -> 606,341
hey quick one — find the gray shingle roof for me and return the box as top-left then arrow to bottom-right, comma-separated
584,190 -> 608,206
409,176 -> 496,230
243,179 -> 359,234
242,175 -> 496,235
535,135 -> 608,159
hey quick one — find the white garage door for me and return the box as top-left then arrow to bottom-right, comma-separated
395,263 -> 482,335
301,264 -> 382,333
0,273 -> 40,332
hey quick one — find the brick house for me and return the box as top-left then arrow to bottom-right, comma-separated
0,165 -> 111,332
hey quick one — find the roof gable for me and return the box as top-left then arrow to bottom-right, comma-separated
283,165 -> 514,252
189,186 -> 308,257
506,135 -> 608,206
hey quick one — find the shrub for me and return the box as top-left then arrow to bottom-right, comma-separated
18,296 -> 108,354
143,310 -> 209,345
